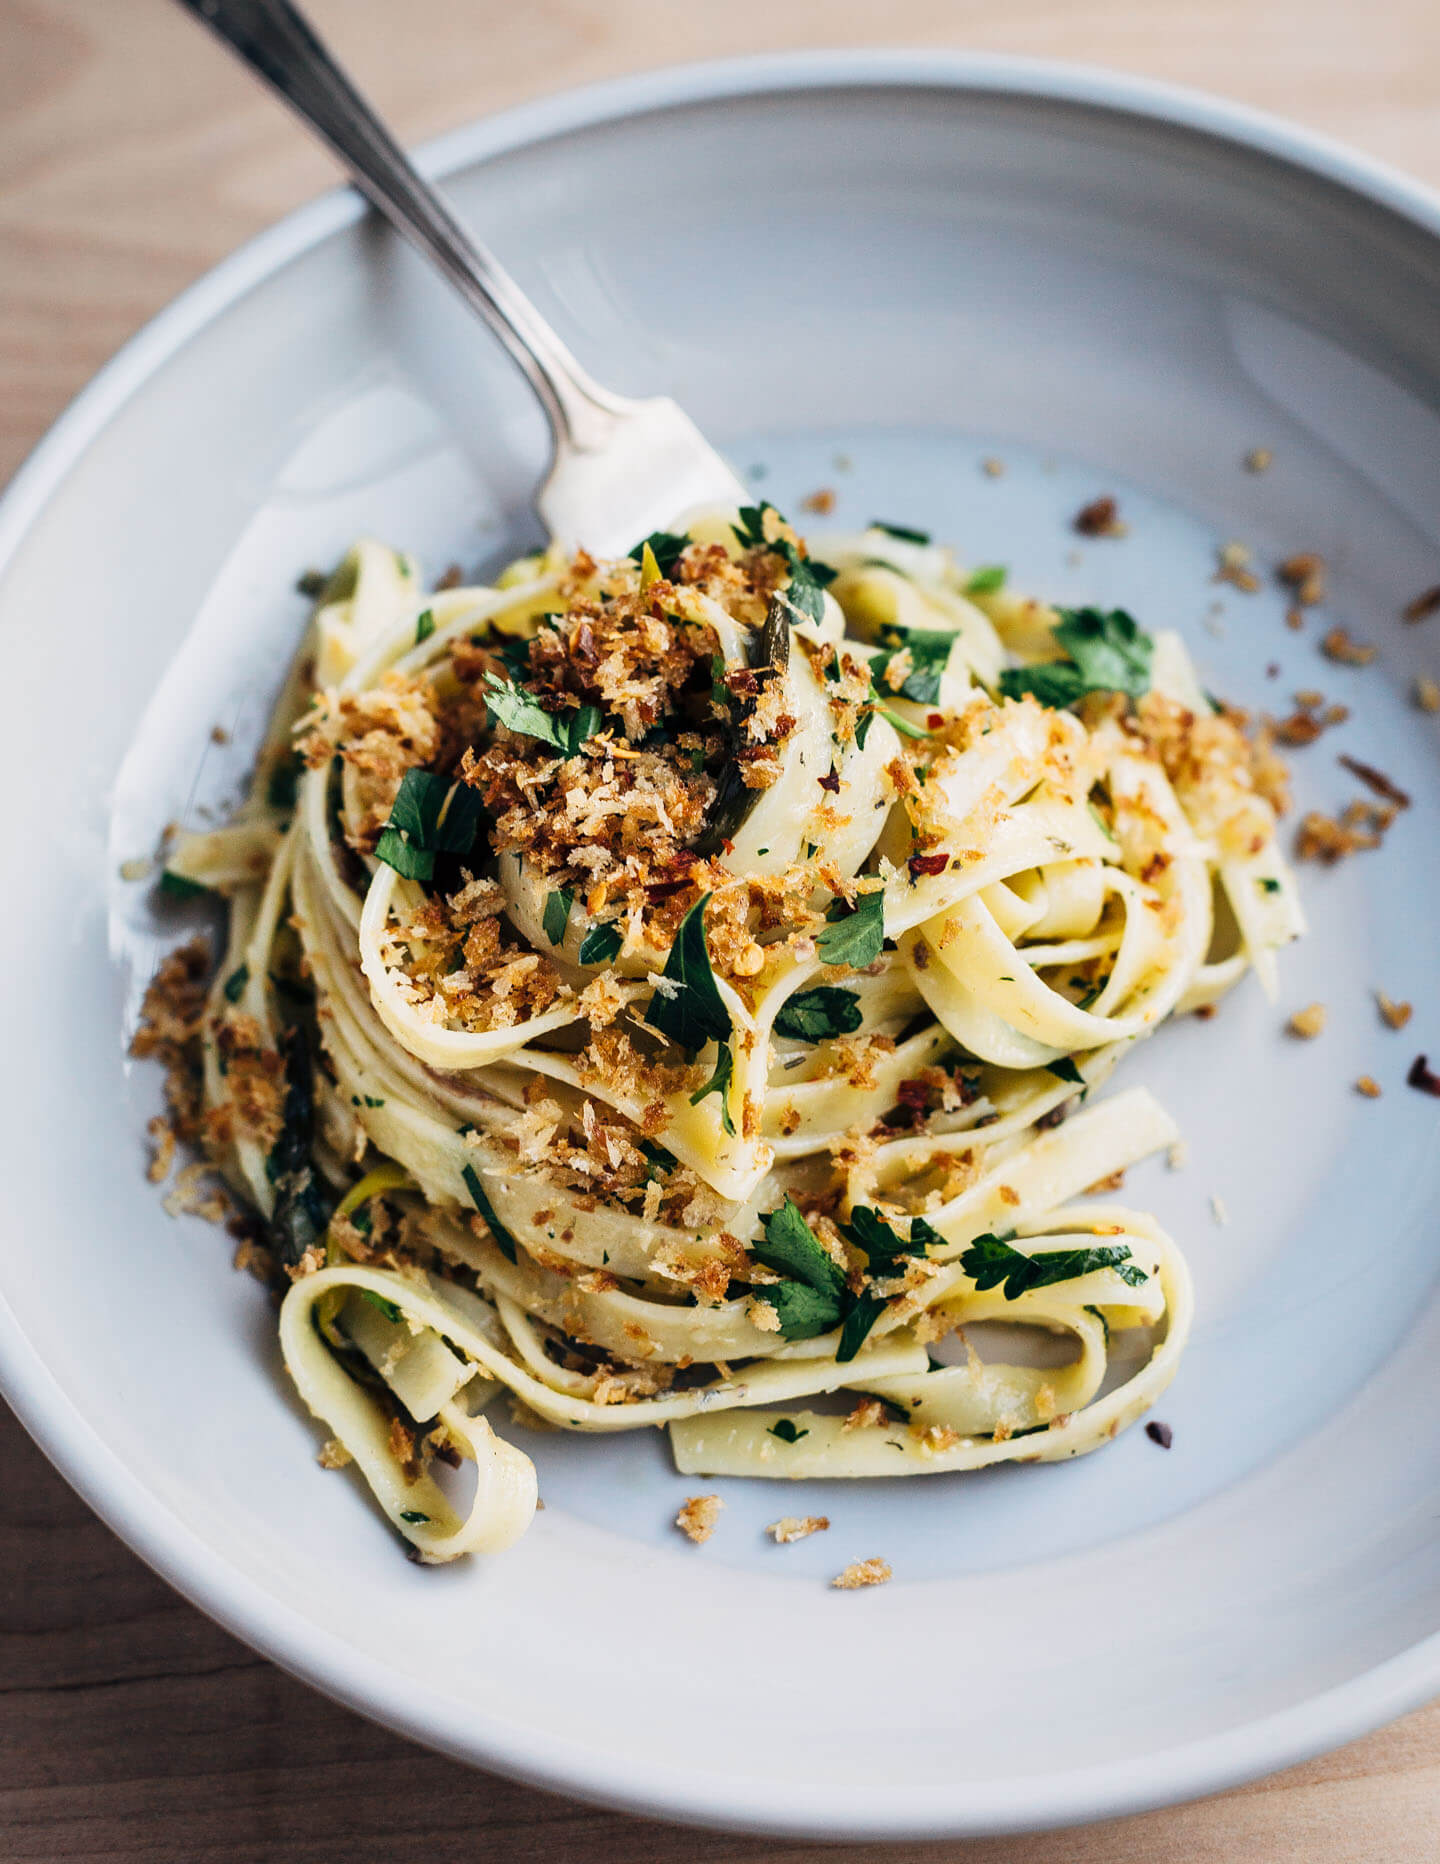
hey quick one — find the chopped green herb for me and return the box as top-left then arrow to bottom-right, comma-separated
1044,1057 -> 1085,1086
767,1418 -> 809,1444
363,1096 -> 384,1108
960,1232 -> 1148,1300
398,1510 -> 430,1525
998,608 -> 1153,708
414,608 -> 435,645
870,628 -> 956,705
461,1162 -> 518,1264
751,1200 -> 846,1340
965,564 -> 1008,594
639,1138 -> 677,1178
816,890 -> 885,968
577,920 -> 623,966
1084,1302 -> 1111,1344
358,1288 -> 402,1323
774,985 -> 863,1043
296,568 -> 327,598
644,894 -> 731,1056
542,888 -> 574,947
1258,876 -> 1281,894
159,871 -> 210,902
223,964 -> 249,1004
626,530 -> 690,577
374,768 -> 484,883
869,520 -> 932,545
833,1206 -> 940,1360
731,503 -> 837,624
483,674 -> 602,756
866,683 -> 933,739
752,1198 -> 937,1359
688,1041 -> 736,1135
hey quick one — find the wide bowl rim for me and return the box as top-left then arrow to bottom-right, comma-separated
2,48 -> 1439,1838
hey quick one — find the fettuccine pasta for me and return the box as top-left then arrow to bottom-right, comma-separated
138,505 -> 1301,1562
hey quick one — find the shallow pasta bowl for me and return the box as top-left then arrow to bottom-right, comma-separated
2,51 -> 1440,1839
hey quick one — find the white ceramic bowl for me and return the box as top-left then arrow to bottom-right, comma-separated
2,52 -> 1439,1839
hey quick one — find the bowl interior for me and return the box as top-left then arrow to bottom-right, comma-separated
2,61 -> 1440,1836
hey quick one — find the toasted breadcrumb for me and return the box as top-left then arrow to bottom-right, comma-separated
675,1494 -> 723,1544
1244,447 -> 1273,472
317,1438 -> 353,1469
1295,808 -> 1386,862
1167,1140 -> 1189,1171
843,1397 -> 890,1432
1278,552 -> 1326,607
980,457 -> 1005,478
1402,585 -> 1440,624
1320,626 -> 1376,666
832,1557 -> 892,1590
1355,1076 -> 1382,1099
145,1116 -> 176,1184
1288,1002 -> 1327,1039
1215,542 -> 1260,593
768,1515 -> 829,1544
801,487 -> 836,515
1415,677 -> 1440,713
1074,495 -> 1127,539
1377,992 -> 1413,1030
162,1162 -> 229,1223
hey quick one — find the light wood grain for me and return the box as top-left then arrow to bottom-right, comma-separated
3,2 -> 1439,1857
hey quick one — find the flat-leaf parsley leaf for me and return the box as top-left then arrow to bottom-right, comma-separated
644,893 -> 731,1056
960,1232 -> 1147,1300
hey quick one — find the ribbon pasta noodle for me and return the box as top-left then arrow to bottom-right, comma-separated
145,507 -> 1301,1561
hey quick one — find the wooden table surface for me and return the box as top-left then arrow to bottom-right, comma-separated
4,2 -> 1440,1857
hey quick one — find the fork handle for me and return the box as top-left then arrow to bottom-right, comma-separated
176,0 -> 623,451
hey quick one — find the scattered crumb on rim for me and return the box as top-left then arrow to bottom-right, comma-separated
1073,495 -> 1127,539
1377,991 -> 1413,1030
768,1515 -> 830,1544
1214,542 -> 1259,593
1287,1002 -> 1327,1039
1320,626 -> 1376,667
1355,1075 -> 1382,1099
832,1557 -> 892,1590
1402,584 -> 1440,625
1278,552 -> 1326,607
675,1494 -> 723,1544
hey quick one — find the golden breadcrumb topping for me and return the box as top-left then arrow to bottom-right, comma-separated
674,1494 -> 724,1543
832,1557 -> 892,1589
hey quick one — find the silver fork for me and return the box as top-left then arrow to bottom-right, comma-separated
176,0 -> 747,554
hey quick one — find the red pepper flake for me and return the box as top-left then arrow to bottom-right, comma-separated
818,771 -> 841,794
1402,585 -> 1440,624
908,852 -> 950,878
1338,755 -> 1411,810
1407,1055 -> 1440,1097
896,1078 -> 932,1111
926,713 -> 944,729
1145,1420 -> 1173,1449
